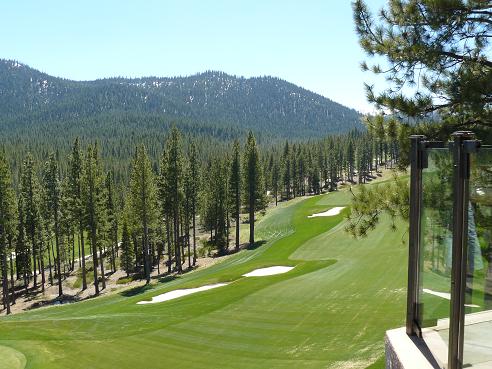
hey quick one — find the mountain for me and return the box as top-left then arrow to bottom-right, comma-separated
0,59 -> 362,141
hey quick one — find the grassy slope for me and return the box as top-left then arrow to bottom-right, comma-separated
0,186 -> 408,369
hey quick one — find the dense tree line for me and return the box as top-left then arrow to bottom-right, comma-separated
0,60 -> 362,163
0,124 -> 402,314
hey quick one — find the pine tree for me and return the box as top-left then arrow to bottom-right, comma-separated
15,197 -> 30,293
43,153 -> 63,297
354,0 -> 491,129
20,153 -> 44,291
82,144 -> 106,295
0,151 -> 16,314
229,140 -> 241,251
67,138 -> 87,290
158,148 -> 173,274
120,219 -> 134,277
129,145 -> 157,283
213,158 -> 229,254
243,132 -> 267,246
271,157 -> 280,206
105,172 -> 118,273
183,161 -> 193,268
282,142 -> 291,200
189,140 -> 199,265
166,127 -> 184,273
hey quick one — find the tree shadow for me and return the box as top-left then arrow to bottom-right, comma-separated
27,294 -> 80,310
247,240 -> 267,250
157,275 -> 178,284
119,284 -> 153,297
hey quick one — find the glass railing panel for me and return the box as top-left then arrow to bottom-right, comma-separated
464,146 -> 492,368
419,148 -> 454,368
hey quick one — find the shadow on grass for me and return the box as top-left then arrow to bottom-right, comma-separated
119,284 -> 153,297
247,240 -> 267,250
157,275 -> 179,284
27,294 -> 81,310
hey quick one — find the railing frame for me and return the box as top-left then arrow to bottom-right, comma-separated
406,135 -> 425,336
406,131 -> 481,369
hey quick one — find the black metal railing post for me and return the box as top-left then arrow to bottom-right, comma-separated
406,135 -> 426,336
448,131 -> 478,369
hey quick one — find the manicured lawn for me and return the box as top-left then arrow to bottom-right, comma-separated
0,186 -> 408,369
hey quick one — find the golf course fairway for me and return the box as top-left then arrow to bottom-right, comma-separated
0,188 -> 408,369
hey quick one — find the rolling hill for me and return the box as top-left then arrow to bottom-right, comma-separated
0,59 -> 362,141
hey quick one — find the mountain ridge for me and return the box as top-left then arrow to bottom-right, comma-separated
0,59 -> 362,140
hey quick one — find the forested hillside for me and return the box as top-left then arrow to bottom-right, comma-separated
0,59 -> 362,184
0,59 -> 361,140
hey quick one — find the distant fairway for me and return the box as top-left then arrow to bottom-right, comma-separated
0,186 -> 408,369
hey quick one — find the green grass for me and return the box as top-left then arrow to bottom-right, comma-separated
0,187 -> 408,369
0,345 -> 26,369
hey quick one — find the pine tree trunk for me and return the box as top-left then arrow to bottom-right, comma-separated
54,211 -> 63,297
80,227 -> 87,290
192,207 -> 197,266
98,245 -> 106,290
32,235 -> 37,288
71,235 -> 75,271
156,240 -> 161,275
180,217 -> 185,267
143,223 -> 150,284
166,219 -> 172,274
174,211 -> 181,273
9,246 -> 15,305
39,242 -> 45,292
78,235 -> 81,268
47,238 -> 53,285
235,212 -> 240,251
249,204 -> 255,245
91,229 -> 99,295
2,249 -> 11,314
187,231 -> 191,269
111,238 -> 116,273
15,250 -> 20,280
236,185 -> 240,250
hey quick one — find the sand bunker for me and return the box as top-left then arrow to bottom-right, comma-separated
243,266 -> 294,277
308,207 -> 345,218
137,283 -> 228,305
423,288 -> 480,308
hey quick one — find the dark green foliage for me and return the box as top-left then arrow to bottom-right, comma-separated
1,124 -> 402,306
243,132 -> 267,245
43,153 -> 63,296
188,140 -> 199,265
20,153 -> 43,290
67,138 -> 87,290
105,172 -> 118,273
120,220 -> 134,276
163,127 -> 184,273
129,145 -> 157,283
0,150 -> 16,314
0,60 -> 361,141
346,173 -> 409,238
228,140 -> 241,250
0,60 -> 363,187
353,0 -> 491,129
81,144 -> 106,294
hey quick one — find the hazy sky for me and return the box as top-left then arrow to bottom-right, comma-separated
1,0 -> 388,113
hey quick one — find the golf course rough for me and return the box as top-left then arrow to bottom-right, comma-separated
0,188 -> 408,369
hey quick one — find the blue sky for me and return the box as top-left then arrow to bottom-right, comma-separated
0,0 -> 387,113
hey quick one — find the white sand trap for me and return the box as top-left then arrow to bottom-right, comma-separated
308,206 -> 345,218
423,288 -> 480,308
242,266 -> 294,277
137,283 -> 227,305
